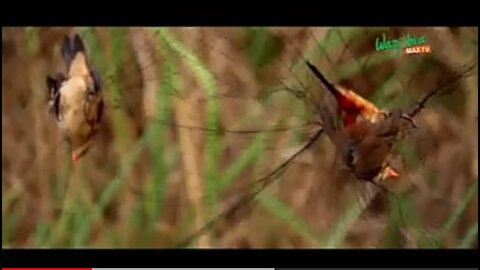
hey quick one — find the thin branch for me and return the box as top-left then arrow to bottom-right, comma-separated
175,127 -> 324,247
406,60 -> 477,118
156,119 -> 318,135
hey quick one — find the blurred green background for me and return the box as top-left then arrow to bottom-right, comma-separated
2,27 -> 478,248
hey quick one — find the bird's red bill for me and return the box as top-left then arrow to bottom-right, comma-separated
385,167 -> 400,179
72,153 -> 80,163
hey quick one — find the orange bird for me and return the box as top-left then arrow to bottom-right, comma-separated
306,61 -> 399,181
306,60 -> 476,182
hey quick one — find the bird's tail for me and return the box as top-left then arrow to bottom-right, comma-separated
61,33 -> 86,72
60,33 -> 101,93
306,60 -> 342,99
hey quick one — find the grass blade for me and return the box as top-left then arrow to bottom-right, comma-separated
157,28 -> 222,245
458,222 -> 478,248
438,180 -> 478,239
258,191 -> 323,246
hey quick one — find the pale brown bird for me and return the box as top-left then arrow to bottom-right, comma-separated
46,33 -> 104,162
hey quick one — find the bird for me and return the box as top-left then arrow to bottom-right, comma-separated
45,33 -> 104,163
306,61 -> 400,181
318,105 -> 413,187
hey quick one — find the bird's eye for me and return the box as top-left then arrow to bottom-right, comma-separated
49,87 -> 56,97
85,87 -> 96,101
343,139 -> 356,168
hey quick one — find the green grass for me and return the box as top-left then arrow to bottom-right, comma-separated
156,28 -> 223,245
258,191 -> 323,246
459,222 -> 478,248
2,200 -> 26,246
142,32 -> 176,236
324,199 -> 365,248
219,131 -> 269,192
438,180 -> 478,240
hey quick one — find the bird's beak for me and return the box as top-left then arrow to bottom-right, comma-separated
385,166 -> 400,179
71,153 -> 80,163
71,140 -> 93,164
